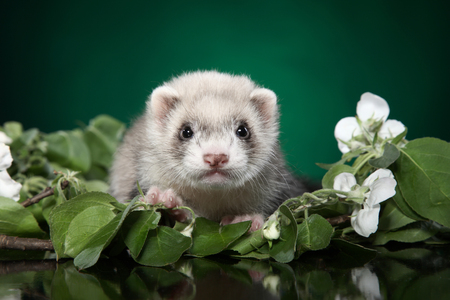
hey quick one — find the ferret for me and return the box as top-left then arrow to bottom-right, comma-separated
109,71 -> 309,231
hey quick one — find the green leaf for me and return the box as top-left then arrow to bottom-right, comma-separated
269,205 -> 298,263
391,138 -> 450,227
378,200 -> 415,231
391,127 -> 408,145
64,206 -> 116,257
72,196 -> 140,269
83,115 -> 125,169
190,217 -> 251,257
369,143 -> 400,168
322,164 -> 355,189
227,227 -> 267,255
122,210 -> 161,257
0,197 -> 46,238
373,221 -> 439,245
84,180 -> 109,193
297,214 -> 333,255
392,181 -> 426,221
132,226 -> 192,267
3,121 -> 23,141
48,192 -> 122,259
44,130 -> 91,172
20,128 -> 39,146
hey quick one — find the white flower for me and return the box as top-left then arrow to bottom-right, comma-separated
333,169 -> 397,237
378,119 -> 406,139
333,172 -> 357,198
334,92 -> 406,153
0,143 -> 13,170
334,117 -> 364,154
0,131 -> 12,144
263,211 -> 281,240
357,92 -> 389,124
0,143 -> 22,201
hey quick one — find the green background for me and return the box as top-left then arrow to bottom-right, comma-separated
1,1 -> 449,180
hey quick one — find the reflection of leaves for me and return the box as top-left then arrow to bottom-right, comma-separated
327,239 -> 377,269
52,261 -> 119,300
401,269 -> 450,300
373,246 -> 450,300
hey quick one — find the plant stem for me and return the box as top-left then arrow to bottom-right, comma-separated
20,180 -> 69,207
0,235 -> 53,251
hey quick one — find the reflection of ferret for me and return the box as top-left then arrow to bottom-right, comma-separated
109,71 -> 308,230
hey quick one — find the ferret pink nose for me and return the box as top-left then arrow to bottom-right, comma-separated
203,153 -> 229,167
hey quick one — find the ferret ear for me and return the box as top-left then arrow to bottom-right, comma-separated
147,86 -> 180,123
250,88 -> 278,122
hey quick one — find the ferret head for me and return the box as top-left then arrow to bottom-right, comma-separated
145,71 -> 280,192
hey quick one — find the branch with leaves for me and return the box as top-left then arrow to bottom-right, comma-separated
0,96 -> 449,269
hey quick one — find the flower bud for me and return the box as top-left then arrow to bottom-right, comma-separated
263,212 -> 281,241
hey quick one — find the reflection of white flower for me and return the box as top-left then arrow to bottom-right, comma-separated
352,267 -> 382,300
333,169 -> 397,237
334,92 -> 406,153
263,274 -> 281,296
0,143 -> 22,201
0,132 -> 12,144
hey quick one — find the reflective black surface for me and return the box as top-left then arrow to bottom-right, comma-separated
1,244 -> 449,299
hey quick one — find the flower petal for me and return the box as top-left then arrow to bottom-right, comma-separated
378,119 -> 406,139
0,143 -> 13,170
365,177 -> 397,206
0,170 -> 22,201
334,117 -> 362,153
356,92 -> 390,122
333,172 -> 357,197
362,169 -> 394,187
334,117 -> 361,142
0,132 -> 12,144
351,204 -> 381,237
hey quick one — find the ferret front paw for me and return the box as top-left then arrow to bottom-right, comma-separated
143,187 -> 189,222
144,186 -> 183,208
220,214 -> 264,232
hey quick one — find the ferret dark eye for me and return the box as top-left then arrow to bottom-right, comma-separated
180,126 -> 194,139
236,125 -> 250,138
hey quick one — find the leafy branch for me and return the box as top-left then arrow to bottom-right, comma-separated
21,180 -> 69,207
